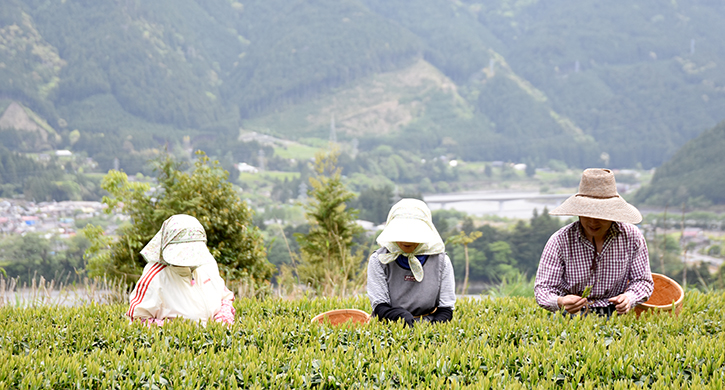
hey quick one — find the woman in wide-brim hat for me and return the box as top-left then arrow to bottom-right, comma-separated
367,198 -> 456,327
534,169 -> 653,317
127,214 -> 235,326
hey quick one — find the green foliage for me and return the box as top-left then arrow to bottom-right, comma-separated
507,207 -> 564,275
0,145 -> 87,201
3,0 -> 724,174
635,120 -> 725,205
1,293 -> 725,388
227,0 -> 422,117
447,208 -> 564,285
486,271 -> 536,298
350,184 -> 394,225
295,148 -> 364,295
647,234 -> 683,277
714,264 -> 725,291
85,151 -> 272,284
431,208 -> 469,237
0,233 -> 90,282
446,229 -> 483,295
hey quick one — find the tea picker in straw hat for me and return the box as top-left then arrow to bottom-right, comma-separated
127,214 -> 236,326
534,169 -> 653,317
367,198 -> 456,327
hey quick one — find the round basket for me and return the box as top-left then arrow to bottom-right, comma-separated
634,273 -> 684,317
311,309 -> 370,326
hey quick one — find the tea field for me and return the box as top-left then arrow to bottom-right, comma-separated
1,292 -> 724,389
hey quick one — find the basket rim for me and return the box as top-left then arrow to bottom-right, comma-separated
310,308 -> 370,324
638,272 -> 684,308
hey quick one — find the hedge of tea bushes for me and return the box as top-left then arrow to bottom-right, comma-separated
1,292 -> 724,389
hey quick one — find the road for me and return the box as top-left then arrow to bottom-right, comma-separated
686,251 -> 723,274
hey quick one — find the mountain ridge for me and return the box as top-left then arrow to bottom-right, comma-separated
1,0 -> 724,172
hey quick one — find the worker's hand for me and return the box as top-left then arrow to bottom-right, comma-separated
214,300 -> 236,325
608,294 -> 631,315
557,295 -> 588,314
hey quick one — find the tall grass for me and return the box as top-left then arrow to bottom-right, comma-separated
486,272 -> 536,298
0,274 -> 128,307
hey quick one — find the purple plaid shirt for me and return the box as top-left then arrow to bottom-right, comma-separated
534,221 -> 653,312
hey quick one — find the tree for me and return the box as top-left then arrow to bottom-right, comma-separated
508,208 -> 563,275
354,184 -> 394,224
0,233 -> 90,282
0,233 -> 53,281
84,151 -> 272,285
525,160 -> 536,177
484,164 -> 492,177
446,229 -> 482,295
487,241 -> 518,281
295,147 -> 364,295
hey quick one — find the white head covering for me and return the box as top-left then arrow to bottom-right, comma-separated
140,214 -> 216,267
375,199 -> 445,282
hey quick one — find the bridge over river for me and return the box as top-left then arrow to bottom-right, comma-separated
423,191 -> 573,218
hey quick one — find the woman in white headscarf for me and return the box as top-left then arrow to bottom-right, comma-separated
126,214 -> 235,325
367,199 -> 456,327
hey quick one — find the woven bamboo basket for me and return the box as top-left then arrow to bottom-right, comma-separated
634,273 -> 684,317
311,309 -> 370,325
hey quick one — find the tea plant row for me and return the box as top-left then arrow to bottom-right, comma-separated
1,292 -> 723,389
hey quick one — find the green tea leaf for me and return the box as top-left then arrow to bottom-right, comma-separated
582,285 -> 592,298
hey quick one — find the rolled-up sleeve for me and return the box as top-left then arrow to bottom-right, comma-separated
534,235 -> 566,312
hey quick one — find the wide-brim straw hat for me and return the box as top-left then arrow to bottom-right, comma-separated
550,168 -> 642,224
375,198 -> 443,246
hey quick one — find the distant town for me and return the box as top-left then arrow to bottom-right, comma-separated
0,199 -> 121,237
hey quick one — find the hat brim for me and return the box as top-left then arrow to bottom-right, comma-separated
162,241 -> 216,267
376,217 -> 442,246
550,195 -> 642,224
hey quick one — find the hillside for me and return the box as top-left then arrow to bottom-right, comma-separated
634,119 -> 725,206
1,0 -> 724,173
243,58 -> 597,165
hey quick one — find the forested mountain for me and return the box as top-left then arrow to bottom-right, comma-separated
1,0 -> 724,173
634,119 -> 725,206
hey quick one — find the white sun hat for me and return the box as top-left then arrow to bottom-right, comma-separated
375,199 -> 445,282
376,198 -> 444,247
140,214 -> 216,267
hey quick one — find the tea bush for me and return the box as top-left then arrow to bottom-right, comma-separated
1,292 -> 723,389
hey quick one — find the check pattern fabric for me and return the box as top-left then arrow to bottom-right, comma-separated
535,221 -> 653,312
